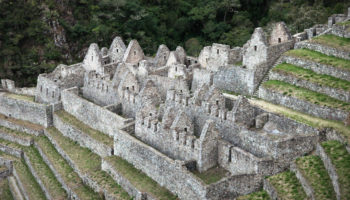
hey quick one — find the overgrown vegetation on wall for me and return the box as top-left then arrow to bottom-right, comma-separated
0,0 -> 349,86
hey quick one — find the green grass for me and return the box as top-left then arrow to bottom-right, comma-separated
285,49 -> 350,71
268,171 -> 308,200
0,126 -> 33,141
321,140 -> 350,199
236,190 -> 271,200
55,110 -> 113,147
192,166 -> 228,185
0,137 -> 67,199
263,80 -> 350,111
105,156 -> 177,200
46,127 -> 131,200
24,146 -> 67,199
296,155 -> 336,200
310,34 -> 350,52
36,136 -> 102,200
273,63 -> 350,91
5,93 -> 35,102
0,151 -> 46,200
0,179 -> 14,200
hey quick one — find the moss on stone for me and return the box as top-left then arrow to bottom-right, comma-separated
236,190 -> 271,200
0,179 -> 14,200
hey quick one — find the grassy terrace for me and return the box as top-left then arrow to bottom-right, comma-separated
273,63 -> 350,91
24,146 -> 67,199
105,156 -> 177,200
284,49 -> 350,71
310,34 -> 350,52
55,110 -> 113,147
46,127 -> 131,200
0,138 -> 67,199
296,155 -> 336,200
0,126 -> 33,141
267,171 -> 307,200
0,179 -> 14,200
0,113 -> 43,131
36,136 -> 102,200
263,80 -> 350,111
322,140 -> 350,199
5,93 -> 35,102
236,190 -> 270,200
192,166 -> 228,185
0,151 -> 46,200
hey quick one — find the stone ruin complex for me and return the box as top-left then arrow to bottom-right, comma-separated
0,8 -> 349,200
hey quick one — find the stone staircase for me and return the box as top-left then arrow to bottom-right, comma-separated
237,140 -> 350,200
253,57 -> 284,97
258,33 -> 350,127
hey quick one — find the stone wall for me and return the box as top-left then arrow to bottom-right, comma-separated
283,56 -> 350,82
295,41 -> 350,60
192,69 -> 213,92
53,113 -> 113,157
259,86 -> 349,124
0,131 -> 33,147
61,87 -> 131,137
0,144 -> 23,158
0,116 -> 43,136
270,70 -> 350,102
114,128 -> 262,200
213,66 -> 255,95
332,25 -> 350,38
1,79 -> 35,96
0,93 -> 52,127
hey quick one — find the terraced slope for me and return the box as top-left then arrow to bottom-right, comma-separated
35,135 -> 102,200
259,34 -> 350,128
104,156 -> 177,200
0,138 -> 67,199
0,178 -> 14,200
295,155 -> 336,199
265,171 -> 308,200
321,140 -> 350,199
45,127 -> 131,200
0,151 -> 46,200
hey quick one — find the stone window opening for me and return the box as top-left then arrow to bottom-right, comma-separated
134,50 -> 137,56
195,60 -> 197,64
216,100 -> 219,105
180,90 -> 183,93
116,49 -> 119,53
91,55 -> 93,61
104,61 -> 107,64
254,46 -> 257,51
184,127 -> 187,132
217,49 -> 219,54
278,38 -> 281,43
126,87 -> 129,91
228,147 -> 232,162
96,74 -> 98,78
132,86 -> 135,91
106,86 -> 109,92
40,86 -> 42,93
52,91 -> 55,98
149,113 -> 152,116
191,140 -> 195,149
175,67 -> 177,72
176,132 -> 179,141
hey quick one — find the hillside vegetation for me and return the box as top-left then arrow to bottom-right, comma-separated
0,0 -> 349,86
